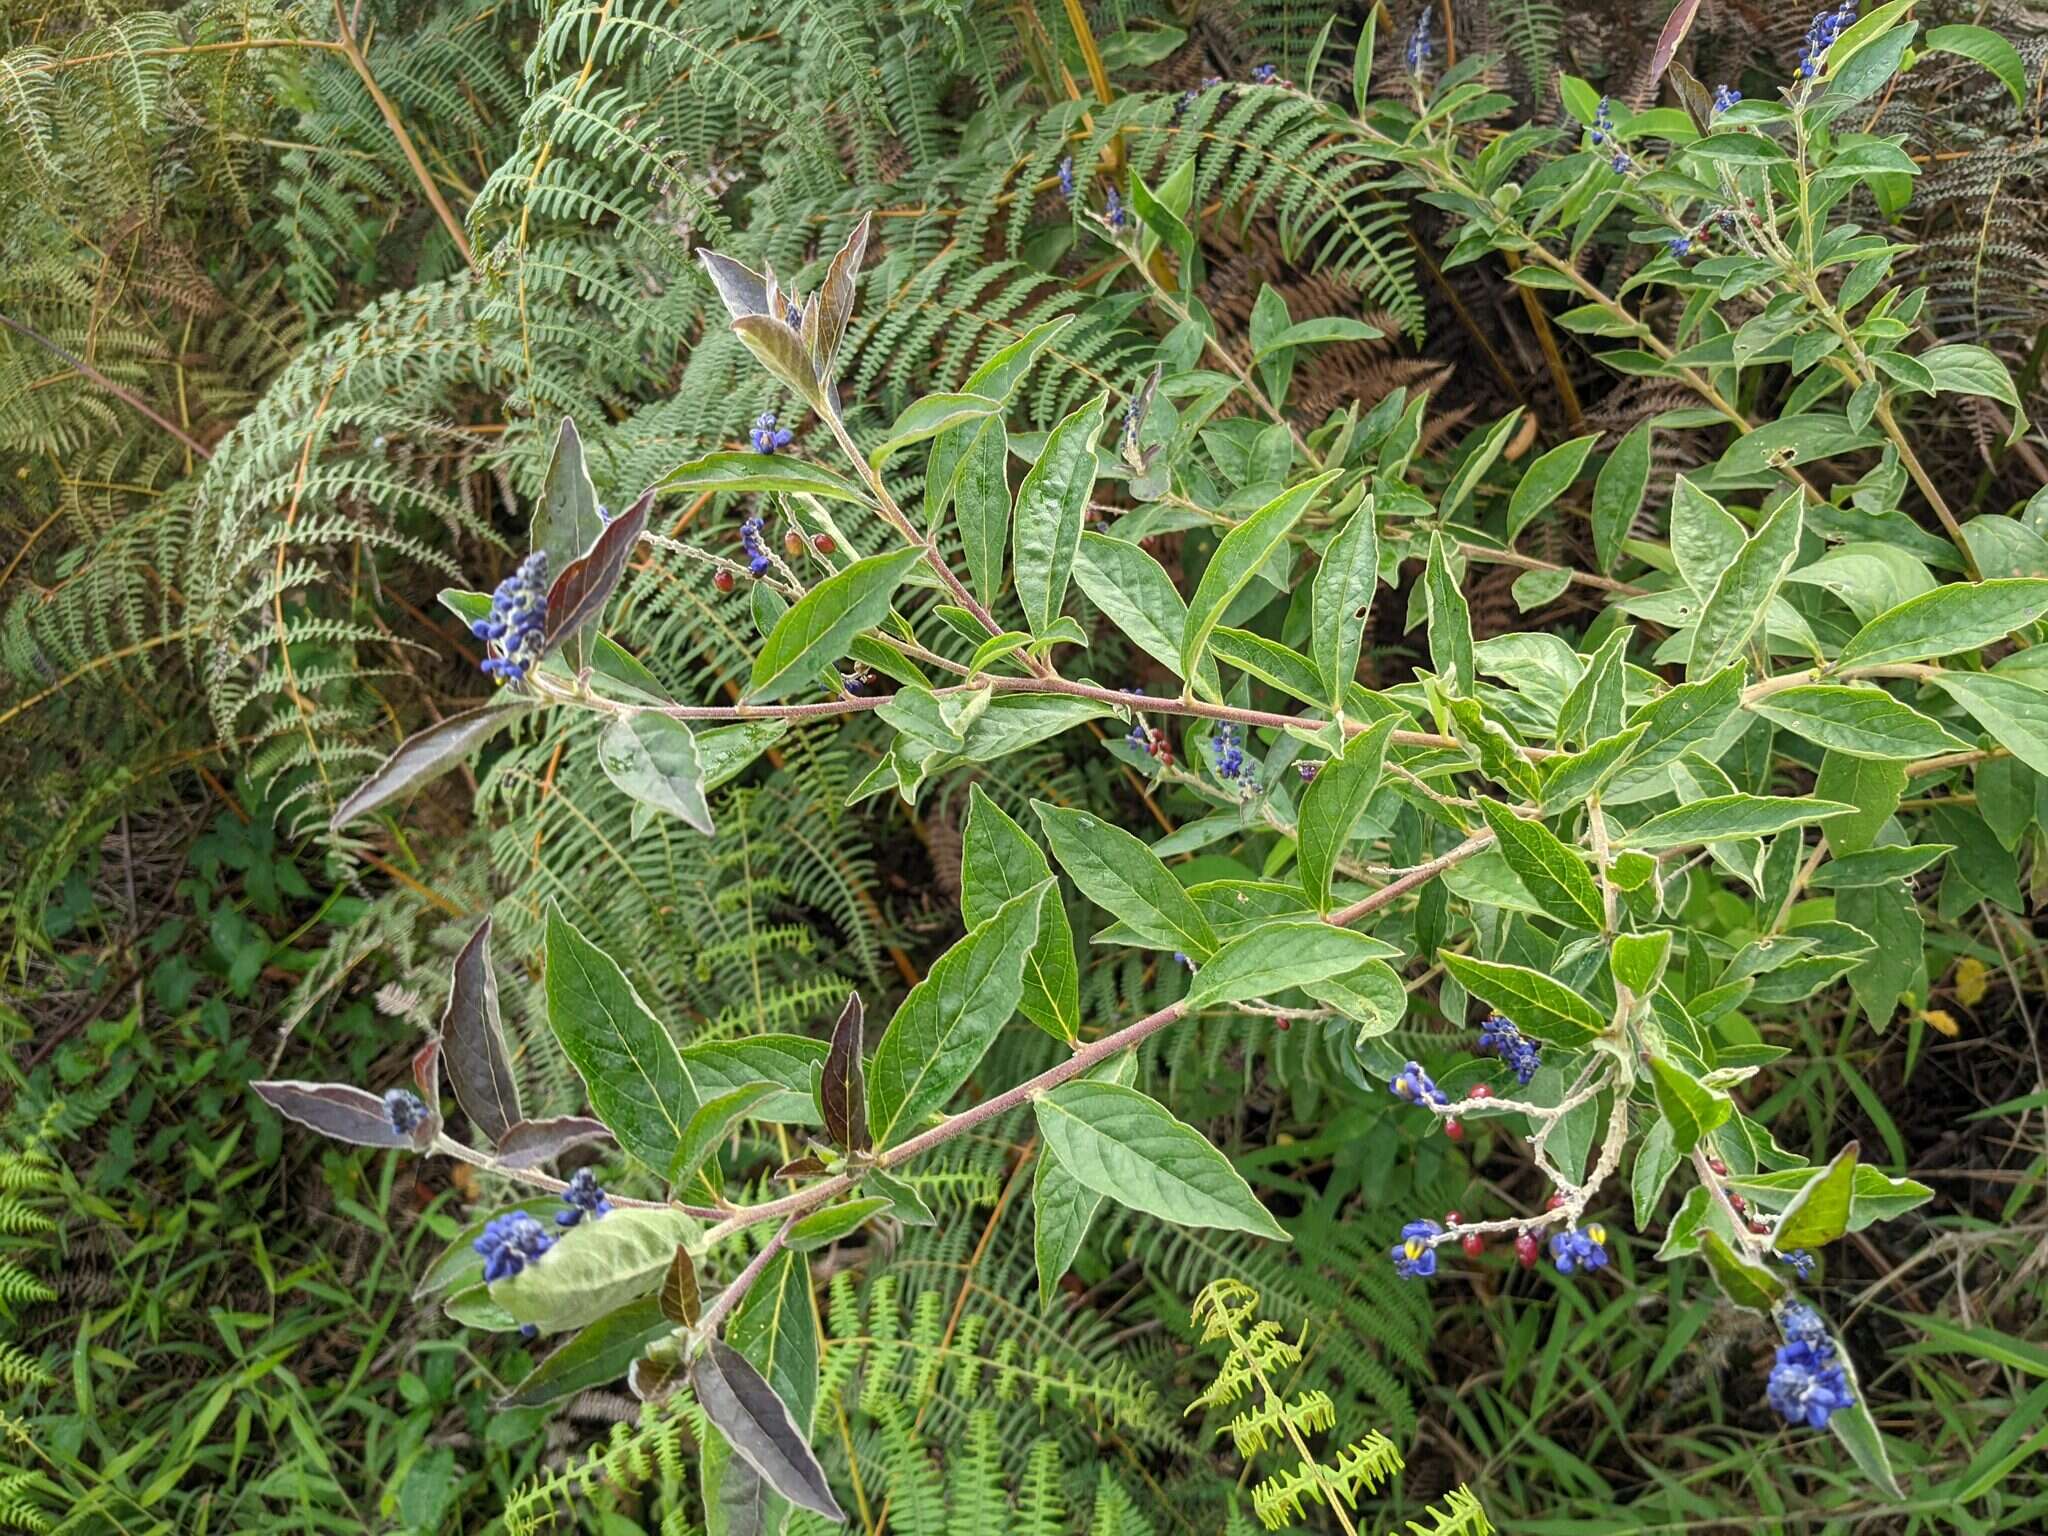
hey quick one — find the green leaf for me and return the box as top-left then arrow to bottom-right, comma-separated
682,1036 -> 826,1125
963,786 -> 1080,1043
1669,476 -> 1746,600
1423,533 -> 1475,695
1748,685 -> 1970,760
660,451 -> 869,504
544,903 -> 698,1175
1924,23 -> 2027,106
866,882 -> 1047,1146
495,1207 -> 699,1332
1477,800 -> 1605,931
1619,664 -> 1746,786
1837,579 -> 2048,669
1035,803 -> 1218,960
786,1197 -> 892,1252
1698,1229 -> 1787,1313
669,1082 -> 780,1191
1929,672 -> 2048,776
1251,316 -> 1385,359
1073,532 -> 1191,680
1440,410 -> 1524,521
728,1250 -> 819,1434
1610,930 -> 1672,995
690,1340 -> 843,1520
1186,919 -> 1391,1008
1033,1081 -> 1288,1240
697,720 -> 791,790
1033,1146 -> 1105,1308
926,317 -> 1075,528
1809,843 -> 1952,888
598,715 -> 713,834
747,549 -> 923,703
1815,751 -> 1908,856
1302,959 -> 1407,1037
1689,488 -> 1802,679
1507,434 -> 1597,543
534,418 -> 606,594
1294,717 -> 1397,912
1621,795 -> 1856,850
1182,475 -> 1333,684
1013,394 -> 1107,637
951,418 -> 1011,608
1774,1140 -> 1860,1250
869,393 -> 1000,470
1540,724 -> 1647,811
1310,495 -> 1380,709
1447,696 -> 1541,801
497,1296 -> 673,1408
1647,1055 -> 1731,1153
1558,625 -> 1630,749
1437,953 -> 1608,1045
1129,165 -> 1197,277
1591,421 -> 1652,574
1632,1116 -> 1680,1229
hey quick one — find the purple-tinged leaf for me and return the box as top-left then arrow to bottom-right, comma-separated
534,417 -> 606,592
730,314 -> 826,407
441,916 -> 521,1144
630,1354 -> 686,1402
689,1339 -> 845,1521
492,1115 -> 613,1171
329,705 -> 529,831
1649,0 -> 1702,87
821,992 -> 868,1156
253,1081 -> 410,1148
774,1154 -> 827,1179
698,248 -> 771,320
543,488 -> 652,659
808,212 -> 871,387
412,1039 -> 441,1106
661,1244 -> 701,1326
1665,59 -> 1718,136
496,1295 -> 672,1407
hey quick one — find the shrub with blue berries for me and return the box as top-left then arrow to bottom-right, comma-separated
1476,1015 -> 1542,1086
740,514 -> 772,577
1798,3 -> 1861,79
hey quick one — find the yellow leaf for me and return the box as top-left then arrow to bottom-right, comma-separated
1953,956 -> 1988,1008
1921,1008 -> 1960,1039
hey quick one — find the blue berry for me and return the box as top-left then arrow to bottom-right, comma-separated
1391,1218 -> 1443,1279
474,1212 -> 555,1283
1798,4 -> 1860,80
1211,722 -> 1248,782
1104,186 -> 1126,232
1777,1301 -> 1830,1348
557,1167 -> 613,1227
1390,1060 -> 1449,1107
750,412 -> 793,454
1550,1223 -> 1610,1276
1713,84 -> 1742,113
1668,235 -> 1692,259
740,515 -> 772,577
1298,761 -> 1320,783
1250,63 -> 1278,85
1768,1338 -> 1854,1428
474,550 -> 549,684
1058,156 -> 1075,201
1475,1015 -> 1542,1085
1774,1247 -> 1817,1281
384,1088 -> 428,1135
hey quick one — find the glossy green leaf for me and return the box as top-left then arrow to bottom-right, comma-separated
1295,717 -> 1396,912
1773,1141 -> 1859,1250
1591,420 -> 1652,574
1438,953 -> 1608,1044
1035,803 -> 1217,960
669,1081 -> 780,1191
1930,671 -> 2048,776
598,714 -> 713,834
1749,685 -> 1970,760
747,548 -> 922,703
868,392 -> 999,470
1621,795 -> 1856,850
494,1206 -> 699,1332
1072,532 -> 1190,679
497,1296 -> 672,1407
963,786 -> 1080,1042
1838,579 -> 2048,669
1033,1081 -> 1288,1240
1698,1229 -> 1787,1313
1688,488 -> 1802,679
1423,532 -> 1475,695
1477,799 -> 1605,931
786,1197 -> 891,1252
660,452 -> 869,504
1186,919 -> 1391,1008
1647,1055 -> 1731,1153
1311,494 -> 1380,709
1181,474 -> 1333,683
1507,434 -> 1597,542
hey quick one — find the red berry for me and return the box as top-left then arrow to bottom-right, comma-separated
1546,1192 -> 1566,1211
1444,1119 -> 1465,1143
1748,1219 -> 1770,1235
713,569 -> 735,593
1274,1015 -> 1290,1031
1728,1193 -> 1747,1213
813,533 -> 836,554
1469,1083 -> 1494,1100
1444,1211 -> 1461,1227
1461,1233 -> 1485,1258
784,530 -> 804,557
1708,1157 -> 1728,1176
1515,1232 -> 1539,1268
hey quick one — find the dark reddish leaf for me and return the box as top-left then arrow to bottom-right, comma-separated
661,1244 -> 701,1326
774,1155 -> 828,1179
542,489 -> 652,659
441,917 -> 520,1144
492,1116 -> 613,1171
412,1039 -> 440,1105
1650,0 -> 1702,87
329,705 -> 528,831
1665,60 -> 1718,136
689,1339 -> 844,1521
630,1354 -> 686,1402
808,212 -> 871,386
821,992 -> 868,1156
253,1081 -> 411,1148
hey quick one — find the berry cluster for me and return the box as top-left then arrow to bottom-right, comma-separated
740,514 -> 772,578
556,1167 -> 613,1227
1476,1014 -> 1542,1085
1391,1218 -> 1443,1278
1768,1302 -> 1855,1428
1125,718 -> 1174,766
1389,1060 -> 1449,1107
1549,1224 -> 1611,1275
1172,75 -> 1225,121
1799,4 -> 1860,79
1250,62 -> 1279,85
1713,84 -> 1743,114
473,551 -> 549,685
751,411 -> 793,454
1103,186 -> 1127,232
1775,1247 -> 1818,1281
1404,7 -> 1435,75
1588,98 -> 1632,173
474,1211 -> 555,1282
1211,722 -> 1256,790
384,1089 -> 428,1136
1058,156 -> 1074,202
